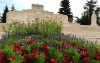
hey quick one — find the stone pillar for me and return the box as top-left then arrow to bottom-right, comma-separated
91,11 -> 97,25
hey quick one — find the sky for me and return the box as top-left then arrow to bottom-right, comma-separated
0,0 -> 100,18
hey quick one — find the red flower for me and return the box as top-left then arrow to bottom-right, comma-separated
80,46 -> 85,51
57,46 -> 61,51
0,58 -> 3,62
20,49 -> 27,55
45,45 -> 50,50
58,38 -> 61,42
81,50 -> 89,57
13,47 -> 19,52
84,57 -> 90,62
96,55 -> 100,60
23,54 -> 28,58
0,53 -> 4,62
50,58 -> 57,63
40,45 -> 50,52
64,57 -> 70,63
66,44 -> 72,47
24,59 -> 27,63
14,44 -> 20,48
26,44 -> 29,46
70,60 -> 74,63
63,54 -> 67,57
29,39 -> 35,44
31,49 -> 38,55
44,55 -> 47,59
13,44 -> 21,52
33,55 -> 38,60
0,52 -> 4,57
28,55 -> 31,59
62,42 -> 67,47
8,56 -> 16,61
39,45 -> 43,49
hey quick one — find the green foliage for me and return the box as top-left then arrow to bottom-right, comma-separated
64,48 -> 75,57
73,51 -> 80,63
55,51 -> 64,63
88,43 -> 96,60
48,47 -> 64,63
2,18 -> 62,38
2,45 -> 24,63
30,43 -> 40,50
79,0 -> 98,25
10,52 -> 24,63
48,48 -> 57,58
79,11 -> 91,25
11,4 -> 16,11
96,44 -> 100,48
1,17 -> 100,62
37,53 -> 45,63
39,20 -> 62,37
2,45 -> 13,56
89,60 -> 100,63
24,45 -> 31,52
75,40 -> 85,47
58,0 -> 73,22
6,37 -> 19,45
1,5 -> 9,23
54,40 -> 62,46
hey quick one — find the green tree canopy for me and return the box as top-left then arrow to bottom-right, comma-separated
58,0 -> 73,22
79,0 -> 98,25
1,5 -> 9,23
11,4 -> 16,11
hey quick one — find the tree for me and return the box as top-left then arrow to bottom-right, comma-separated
1,5 -> 9,23
79,0 -> 97,25
0,14 -> 1,22
58,0 -> 73,22
95,7 -> 100,26
11,4 -> 15,11
80,11 -> 91,25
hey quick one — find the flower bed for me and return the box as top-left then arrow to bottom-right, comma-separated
0,19 -> 100,63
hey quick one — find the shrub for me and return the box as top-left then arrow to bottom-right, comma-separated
2,18 -> 62,38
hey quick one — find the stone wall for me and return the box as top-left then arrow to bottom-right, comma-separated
6,4 -> 68,25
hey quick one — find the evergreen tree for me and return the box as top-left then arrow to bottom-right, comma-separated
11,4 -> 15,11
58,0 -> 73,22
95,7 -> 100,26
1,5 -> 9,23
0,14 -> 1,23
0,14 -> 1,20
80,0 -> 97,25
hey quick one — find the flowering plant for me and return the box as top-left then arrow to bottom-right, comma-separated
0,19 -> 100,63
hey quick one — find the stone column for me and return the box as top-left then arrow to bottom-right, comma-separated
91,11 -> 97,25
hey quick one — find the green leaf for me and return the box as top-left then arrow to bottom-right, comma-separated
73,51 -> 80,63
37,53 -> 45,63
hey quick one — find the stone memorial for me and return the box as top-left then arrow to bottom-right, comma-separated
6,4 -> 69,26
91,11 -> 97,25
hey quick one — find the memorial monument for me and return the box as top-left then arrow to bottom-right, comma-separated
91,11 -> 97,25
6,4 -> 68,26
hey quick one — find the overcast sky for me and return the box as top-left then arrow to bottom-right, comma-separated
0,0 -> 100,17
